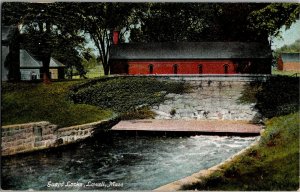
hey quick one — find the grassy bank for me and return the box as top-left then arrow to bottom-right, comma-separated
2,77 -> 186,126
2,80 -> 113,127
272,69 -> 299,76
184,112 -> 299,191
69,77 -> 187,119
184,75 -> 300,190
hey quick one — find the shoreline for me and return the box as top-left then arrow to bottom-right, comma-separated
154,132 -> 262,191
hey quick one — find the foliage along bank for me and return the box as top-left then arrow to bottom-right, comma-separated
69,76 -> 187,120
239,75 -> 299,118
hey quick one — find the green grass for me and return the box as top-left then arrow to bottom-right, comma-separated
73,65 -> 104,79
86,65 -> 104,78
183,112 -> 299,191
272,69 -> 299,76
2,80 -> 113,127
69,77 -> 187,119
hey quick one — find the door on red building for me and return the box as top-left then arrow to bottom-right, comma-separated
224,64 -> 229,74
198,64 -> 203,74
173,64 -> 178,74
149,64 -> 153,74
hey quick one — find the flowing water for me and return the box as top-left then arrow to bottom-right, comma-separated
2,134 -> 257,190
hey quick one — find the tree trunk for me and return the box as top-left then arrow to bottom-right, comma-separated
103,55 -> 110,76
103,61 -> 110,75
42,56 -> 51,84
7,26 -> 21,81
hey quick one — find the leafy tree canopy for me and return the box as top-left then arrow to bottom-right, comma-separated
275,39 -> 300,53
248,3 -> 300,39
74,2 -> 140,75
130,3 -> 300,44
2,2 -> 299,77
2,2 -> 86,81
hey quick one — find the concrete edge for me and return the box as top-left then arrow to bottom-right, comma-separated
58,113 -> 119,132
154,136 -> 261,191
2,121 -> 50,129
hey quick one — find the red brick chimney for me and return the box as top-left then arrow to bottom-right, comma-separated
113,30 -> 120,45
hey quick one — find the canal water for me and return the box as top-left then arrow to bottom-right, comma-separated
2,135 -> 257,190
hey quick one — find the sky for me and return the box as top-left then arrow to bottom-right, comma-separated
271,19 -> 300,50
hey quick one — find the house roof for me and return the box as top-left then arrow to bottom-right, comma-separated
281,53 -> 300,63
20,49 -> 43,68
110,42 -> 272,60
50,58 -> 65,67
20,49 -> 65,68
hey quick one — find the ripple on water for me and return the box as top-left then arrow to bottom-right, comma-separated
2,135 -> 257,190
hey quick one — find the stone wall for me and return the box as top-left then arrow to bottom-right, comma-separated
151,75 -> 269,122
1,114 -> 119,156
1,121 -> 57,156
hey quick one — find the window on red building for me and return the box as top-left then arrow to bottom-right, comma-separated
149,64 -> 153,74
173,64 -> 178,74
224,64 -> 229,74
198,64 -> 203,74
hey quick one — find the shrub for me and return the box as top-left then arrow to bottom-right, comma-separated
238,81 -> 263,104
170,108 -> 176,116
239,76 -> 299,118
255,76 -> 299,118
69,77 -> 187,119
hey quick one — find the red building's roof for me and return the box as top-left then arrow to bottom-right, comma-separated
281,53 -> 300,63
110,42 -> 272,60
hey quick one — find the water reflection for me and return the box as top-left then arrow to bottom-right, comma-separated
2,135 -> 257,190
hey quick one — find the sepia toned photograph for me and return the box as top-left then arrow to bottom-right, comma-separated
1,1 -> 299,191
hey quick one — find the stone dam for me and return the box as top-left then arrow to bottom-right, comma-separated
149,75 -> 268,122
2,75 -> 269,156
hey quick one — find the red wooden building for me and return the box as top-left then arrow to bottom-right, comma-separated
277,53 -> 300,72
110,39 -> 272,75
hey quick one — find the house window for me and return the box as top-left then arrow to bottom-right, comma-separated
173,64 -> 178,74
149,64 -> 154,74
198,64 -> 203,74
224,64 -> 229,74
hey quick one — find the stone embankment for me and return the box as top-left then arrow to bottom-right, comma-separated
151,75 -> 268,122
1,114 -> 119,156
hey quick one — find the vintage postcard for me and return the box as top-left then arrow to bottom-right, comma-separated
1,1 -> 299,191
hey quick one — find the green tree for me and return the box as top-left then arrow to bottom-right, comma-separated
3,26 -> 21,81
82,50 -> 99,70
277,39 -> 300,53
51,36 -> 87,79
273,39 -> 300,67
129,3 -> 269,42
130,3 -> 299,44
76,3 -> 139,75
248,3 -> 300,42
130,3 -> 217,42
2,2 -> 84,82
